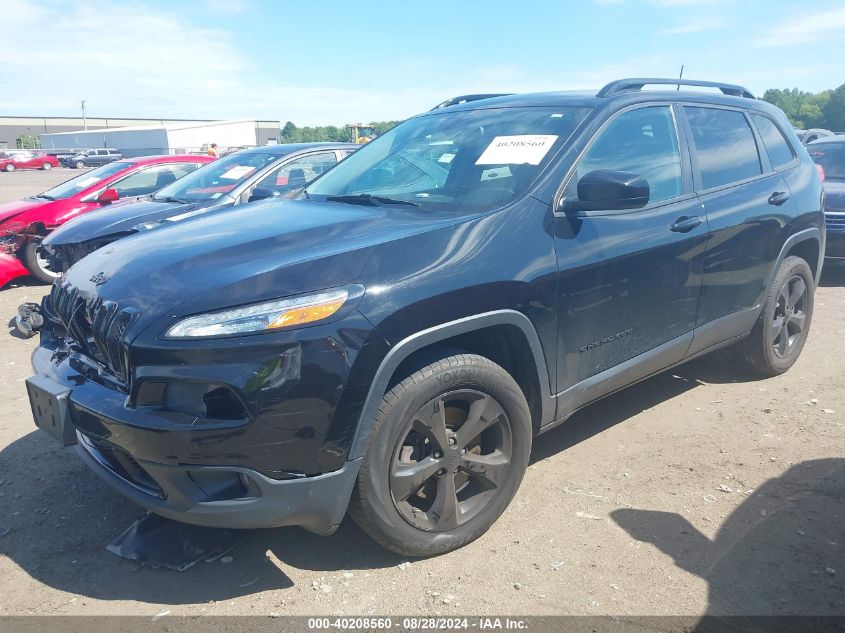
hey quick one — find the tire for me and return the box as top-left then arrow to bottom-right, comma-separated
5,164 -> 14,172
741,255 -> 814,376
75,161 -> 85,169
349,353 -> 532,556
42,162 -> 51,170
22,242 -> 62,284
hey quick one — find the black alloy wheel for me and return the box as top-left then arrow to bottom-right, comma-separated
389,389 -> 512,531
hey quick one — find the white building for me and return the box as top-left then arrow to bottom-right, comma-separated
40,120 -> 274,156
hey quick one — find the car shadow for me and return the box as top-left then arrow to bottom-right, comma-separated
612,458 -> 844,623
531,351 -> 762,463
0,430 -> 402,605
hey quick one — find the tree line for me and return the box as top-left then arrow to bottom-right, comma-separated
762,84 -> 845,131
280,120 -> 402,144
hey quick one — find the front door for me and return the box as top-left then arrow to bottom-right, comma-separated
553,104 -> 708,404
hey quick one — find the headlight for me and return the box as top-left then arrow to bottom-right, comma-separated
165,288 -> 350,338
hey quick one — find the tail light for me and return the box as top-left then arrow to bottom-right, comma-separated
816,164 -> 825,182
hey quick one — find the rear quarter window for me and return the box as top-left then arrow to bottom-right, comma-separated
751,114 -> 795,170
685,106 -> 762,190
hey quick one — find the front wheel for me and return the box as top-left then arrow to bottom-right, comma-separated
741,255 -> 814,376
22,242 -> 63,284
4,164 -> 14,172
349,353 -> 532,556
75,161 -> 85,169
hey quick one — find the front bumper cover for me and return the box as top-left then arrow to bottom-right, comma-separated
31,344 -> 361,534
0,253 -> 29,287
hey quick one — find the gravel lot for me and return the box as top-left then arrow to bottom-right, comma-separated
0,169 -> 842,618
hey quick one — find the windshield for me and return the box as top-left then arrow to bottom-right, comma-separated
153,151 -> 281,202
307,106 -> 591,212
808,142 -> 845,180
39,161 -> 133,200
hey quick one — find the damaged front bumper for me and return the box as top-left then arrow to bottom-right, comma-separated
0,252 -> 30,288
27,307 -> 366,535
30,344 -> 359,534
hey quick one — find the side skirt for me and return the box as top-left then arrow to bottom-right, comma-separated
541,309 -> 757,435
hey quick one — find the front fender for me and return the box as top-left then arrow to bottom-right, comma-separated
346,309 -> 554,461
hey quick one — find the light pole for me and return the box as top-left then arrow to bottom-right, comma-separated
81,100 -> 87,130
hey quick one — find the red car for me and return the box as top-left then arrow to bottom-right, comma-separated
0,151 -> 59,172
0,154 -> 215,285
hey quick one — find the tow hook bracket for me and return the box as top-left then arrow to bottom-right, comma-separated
15,302 -> 44,338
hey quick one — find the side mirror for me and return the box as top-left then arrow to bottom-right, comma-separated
248,186 -> 281,203
562,170 -> 649,213
97,188 -> 120,205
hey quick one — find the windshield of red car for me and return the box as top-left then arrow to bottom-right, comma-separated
808,142 -> 845,180
152,151 -> 281,202
39,161 -> 134,200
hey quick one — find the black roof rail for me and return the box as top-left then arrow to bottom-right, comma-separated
597,78 -> 755,100
431,93 -> 513,110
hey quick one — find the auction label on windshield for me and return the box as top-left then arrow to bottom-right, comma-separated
475,135 -> 558,165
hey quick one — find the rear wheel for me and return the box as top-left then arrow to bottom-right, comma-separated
741,255 -> 814,375
22,242 -> 62,284
42,162 -> 51,170
349,353 -> 531,556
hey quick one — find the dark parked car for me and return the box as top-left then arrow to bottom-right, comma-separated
43,143 -> 357,271
61,148 -> 123,169
796,128 -> 835,145
807,136 -> 845,260
27,79 -> 824,556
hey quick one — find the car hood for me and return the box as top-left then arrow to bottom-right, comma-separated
0,198 -> 48,227
824,180 -> 845,212
62,198 -> 469,331
44,197 -> 220,246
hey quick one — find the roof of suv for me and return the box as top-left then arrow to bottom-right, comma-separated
434,78 -> 774,115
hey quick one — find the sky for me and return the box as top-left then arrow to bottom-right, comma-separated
1,0 -> 842,126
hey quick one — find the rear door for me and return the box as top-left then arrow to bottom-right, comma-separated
680,105 -> 799,354
553,104 -> 708,400
95,149 -> 110,165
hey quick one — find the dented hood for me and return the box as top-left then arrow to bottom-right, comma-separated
61,198 -> 466,332
0,198 -> 48,228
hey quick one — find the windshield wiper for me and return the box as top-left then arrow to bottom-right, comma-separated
154,195 -> 192,204
326,193 -> 420,208
33,194 -> 55,201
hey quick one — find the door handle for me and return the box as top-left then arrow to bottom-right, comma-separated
768,191 -> 790,206
670,215 -> 703,233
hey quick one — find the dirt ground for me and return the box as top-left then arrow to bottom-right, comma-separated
0,169 -> 842,618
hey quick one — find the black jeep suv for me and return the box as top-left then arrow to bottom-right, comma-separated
27,79 -> 825,556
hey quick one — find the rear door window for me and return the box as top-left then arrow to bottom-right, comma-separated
684,106 -> 762,189
751,114 -> 795,170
